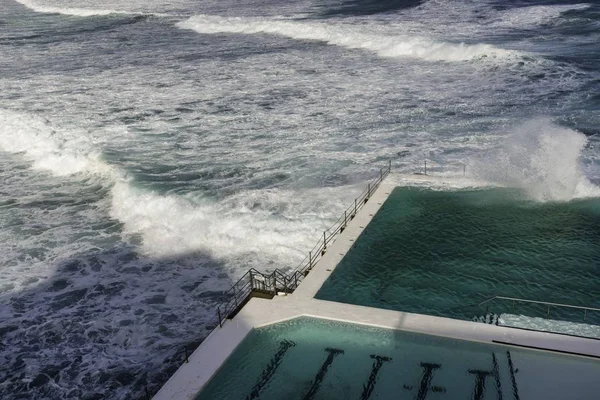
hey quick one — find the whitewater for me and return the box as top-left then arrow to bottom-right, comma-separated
1,0 -> 599,398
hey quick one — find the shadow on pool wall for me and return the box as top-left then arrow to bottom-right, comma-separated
315,186 -> 600,328
0,243 -> 233,400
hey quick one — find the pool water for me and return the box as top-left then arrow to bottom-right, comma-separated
195,317 -> 600,399
315,187 -> 600,330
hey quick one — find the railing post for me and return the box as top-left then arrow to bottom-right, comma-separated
354,198 -> 357,216
323,231 -> 327,248
309,251 -> 312,269
145,386 -> 150,400
389,159 -> 391,173
380,168 -> 383,182
424,160 -> 427,175
344,210 -> 347,227
218,307 -> 222,328
584,309 -> 587,321
367,183 -> 371,198
547,305 -> 550,317
294,272 -> 298,288
249,270 -> 254,290
184,345 -> 189,363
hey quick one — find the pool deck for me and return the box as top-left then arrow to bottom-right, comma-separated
154,174 -> 600,400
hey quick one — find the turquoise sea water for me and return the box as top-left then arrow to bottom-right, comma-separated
196,317 -> 600,400
316,187 -> 600,327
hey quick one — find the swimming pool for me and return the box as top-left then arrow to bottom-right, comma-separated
315,187 -> 600,332
195,317 -> 600,399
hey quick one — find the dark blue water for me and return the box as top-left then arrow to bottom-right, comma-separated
1,0 -> 599,398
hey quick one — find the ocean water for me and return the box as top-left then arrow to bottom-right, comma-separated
0,0 -> 599,398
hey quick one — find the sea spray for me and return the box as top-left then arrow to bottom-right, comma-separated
109,181 -> 344,264
471,119 -> 600,202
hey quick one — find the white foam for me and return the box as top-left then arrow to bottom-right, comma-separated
388,173 -> 499,191
14,0 -> 136,16
0,110 -> 117,178
177,15 -> 520,63
109,182 -> 350,268
495,4 -> 591,28
0,110 -> 346,270
470,119 -> 600,202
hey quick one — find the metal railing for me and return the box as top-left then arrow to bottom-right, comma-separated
478,296 -> 600,322
147,158 -> 392,398
201,160 -> 392,332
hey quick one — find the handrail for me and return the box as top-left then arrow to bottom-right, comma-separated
204,160 -> 392,330
152,160 -> 490,398
163,161 -> 393,399
478,296 -> 600,313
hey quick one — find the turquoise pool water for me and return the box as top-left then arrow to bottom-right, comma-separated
195,317 -> 600,399
315,187 -> 600,330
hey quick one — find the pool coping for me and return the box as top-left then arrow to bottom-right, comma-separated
154,174 -> 600,400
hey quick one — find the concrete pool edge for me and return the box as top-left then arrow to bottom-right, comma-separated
153,174 -> 600,400
154,294 -> 600,400
294,173 -> 500,299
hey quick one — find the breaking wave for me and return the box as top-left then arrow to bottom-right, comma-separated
0,110 -> 117,178
0,110 -> 338,269
14,0 -> 152,17
177,14 -> 521,62
471,119 -> 600,202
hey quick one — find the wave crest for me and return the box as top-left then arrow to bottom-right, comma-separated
0,110 -> 341,268
471,119 -> 600,202
0,110 -> 116,178
15,0 -> 145,17
177,15 -> 521,63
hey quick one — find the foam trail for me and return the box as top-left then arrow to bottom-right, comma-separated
0,110 -> 116,178
0,110 -> 336,267
177,15 -> 520,62
13,0 -> 167,17
495,4 -> 591,28
471,119 -> 600,202
109,182 -> 344,267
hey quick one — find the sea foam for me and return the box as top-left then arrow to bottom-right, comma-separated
14,0 -> 131,16
471,119 -> 600,202
177,15 -> 521,63
0,110 -> 340,269
0,110 -> 116,178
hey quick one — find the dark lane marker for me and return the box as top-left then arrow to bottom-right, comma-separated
416,362 -> 442,400
468,369 -> 492,400
506,351 -> 520,400
247,339 -> 296,400
360,355 -> 392,400
492,353 -> 503,400
303,348 -> 345,400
